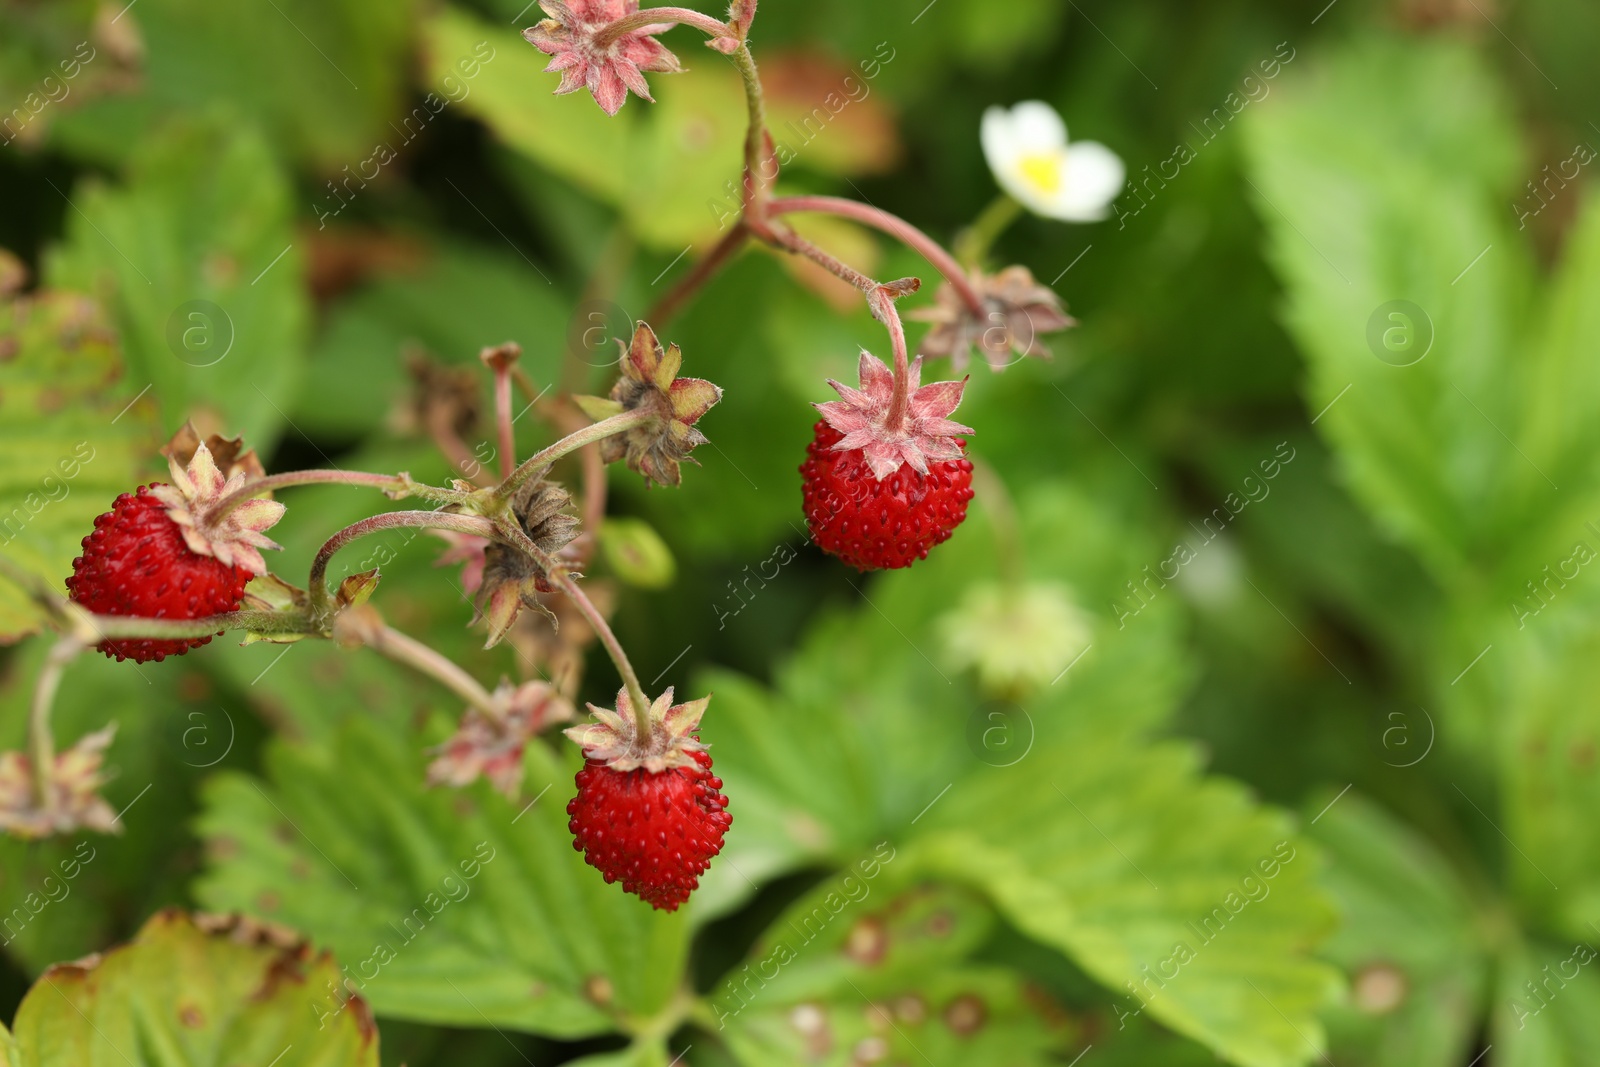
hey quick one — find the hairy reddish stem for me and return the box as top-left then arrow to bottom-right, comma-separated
364,624 -> 503,721
495,522 -> 650,731
770,195 -> 986,317
647,221 -> 749,325
28,638 -> 82,813
593,7 -> 734,47
309,511 -> 502,617
207,469 -> 469,527
877,293 -> 913,431
497,407 -> 653,501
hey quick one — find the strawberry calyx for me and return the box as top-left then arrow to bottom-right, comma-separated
564,685 -> 710,773
815,350 -> 974,481
150,442 -> 285,576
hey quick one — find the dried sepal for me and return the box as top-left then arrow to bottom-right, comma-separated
564,686 -> 711,772
911,265 -> 1075,372
472,480 -> 583,648
0,725 -> 120,840
523,0 -> 684,116
815,351 -> 973,480
590,322 -> 721,488
149,441 -> 285,575
427,680 -> 574,798
336,569 -> 381,609
161,421 -> 267,485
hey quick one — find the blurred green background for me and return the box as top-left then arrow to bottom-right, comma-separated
2,0 -> 1600,1064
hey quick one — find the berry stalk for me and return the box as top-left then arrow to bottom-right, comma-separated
869,287 -> 915,433
27,638 -> 81,814
495,521 -> 651,735
646,220 -> 749,325
362,623 -> 504,722
955,193 -> 1024,267
78,610 -> 317,641
206,469 -> 474,527
591,7 -> 736,48
769,195 -> 986,317
495,407 -> 654,502
482,345 -> 521,482
308,511 -> 503,617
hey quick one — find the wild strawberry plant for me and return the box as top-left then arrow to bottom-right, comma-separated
0,1 -> 1593,1066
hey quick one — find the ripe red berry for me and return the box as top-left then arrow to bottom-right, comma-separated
67,485 -> 252,663
802,421 -> 975,571
567,746 -> 731,911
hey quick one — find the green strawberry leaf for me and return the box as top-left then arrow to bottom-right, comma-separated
1307,790 -> 1490,1067
1241,35 -> 1529,589
709,879 -> 1070,1067
421,9 -> 629,206
0,284 -> 158,641
1492,939 -> 1600,1066
45,117 -> 308,449
48,0 -> 418,170
695,482 -> 1337,1066
4,909 -> 379,1065
195,715 -> 689,1038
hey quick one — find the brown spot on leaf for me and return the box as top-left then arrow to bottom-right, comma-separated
942,993 -> 987,1037
1353,962 -> 1407,1014
584,974 -> 614,1005
178,1001 -> 204,1028
845,916 -> 888,965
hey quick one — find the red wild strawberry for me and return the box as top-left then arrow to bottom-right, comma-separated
801,351 -> 975,571
565,687 -> 731,911
67,441 -> 285,664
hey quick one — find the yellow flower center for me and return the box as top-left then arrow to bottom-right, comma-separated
1017,151 -> 1064,194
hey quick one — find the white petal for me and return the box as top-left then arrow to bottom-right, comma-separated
1006,101 -> 1068,152
1044,141 -> 1126,221
980,107 -> 1020,180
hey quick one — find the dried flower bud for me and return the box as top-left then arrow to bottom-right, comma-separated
912,265 -> 1074,372
427,680 -> 574,798
0,725 -> 121,840
575,322 -> 721,488
473,480 -> 583,648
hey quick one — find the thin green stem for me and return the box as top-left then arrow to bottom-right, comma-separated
84,610 -> 316,640
955,194 -> 1024,267
365,624 -> 503,721
496,408 -> 653,501
309,511 -> 501,617
28,638 -> 82,812
970,458 -> 1023,585
769,195 -> 986,316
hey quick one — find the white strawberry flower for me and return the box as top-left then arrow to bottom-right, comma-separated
981,101 -> 1125,221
